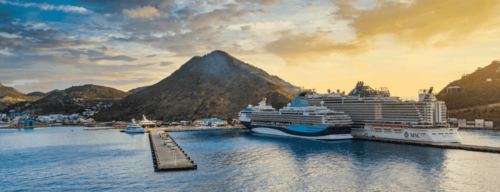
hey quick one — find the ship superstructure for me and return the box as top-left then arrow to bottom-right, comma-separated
306,82 -> 462,143
239,96 -> 352,140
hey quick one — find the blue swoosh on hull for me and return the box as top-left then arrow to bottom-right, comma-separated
241,121 -> 351,137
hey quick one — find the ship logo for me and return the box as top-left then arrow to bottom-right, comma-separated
404,132 -> 409,138
294,98 -> 299,105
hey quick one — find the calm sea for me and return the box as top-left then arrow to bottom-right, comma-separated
1,127 -> 500,191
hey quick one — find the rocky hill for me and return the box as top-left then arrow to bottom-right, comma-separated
437,60 -> 500,110
0,84 -> 42,110
2,84 -> 131,115
128,86 -> 150,93
26,91 -> 48,97
0,83 -> 25,97
95,50 -> 298,121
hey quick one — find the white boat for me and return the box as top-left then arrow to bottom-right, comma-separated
121,119 -> 145,133
307,81 -> 462,143
138,115 -> 157,128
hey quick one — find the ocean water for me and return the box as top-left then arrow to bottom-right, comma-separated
1,127 -> 500,191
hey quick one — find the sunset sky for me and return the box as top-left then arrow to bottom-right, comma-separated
1,0 -> 500,98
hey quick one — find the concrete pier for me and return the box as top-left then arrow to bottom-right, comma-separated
149,130 -> 197,171
354,136 -> 500,153
163,125 -> 245,132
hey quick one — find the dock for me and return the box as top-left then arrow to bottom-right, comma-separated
354,136 -> 500,153
162,125 -> 245,132
83,127 -> 122,131
149,130 -> 197,171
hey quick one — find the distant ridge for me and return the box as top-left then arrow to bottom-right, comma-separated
95,50 -> 298,121
0,83 -> 42,110
437,60 -> 500,110
0,83 -> 25,97
128,86 -> 150,93
2,84 -> 131,114
26,91 -> 47,97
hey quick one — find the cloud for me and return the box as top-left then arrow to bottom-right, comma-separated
185,4 -> 270,31
146,54 -> 156,57
88,55 -> 137,62
241,25 -> 251,32
0,32 -> 21,38
87,50 -> 104,57
76,0 -> 176,14
235,0 -> 283,6
0,48 -> 16,56
160,62 -> 173,66
113,25 -> 231,56
264,30 -> 371,65
302,2 -> 320,8
123,6 -> 164,18
0,0 -> 92,14
330,0 -> 500,47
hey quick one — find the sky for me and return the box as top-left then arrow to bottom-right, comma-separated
1,0 -> 500,98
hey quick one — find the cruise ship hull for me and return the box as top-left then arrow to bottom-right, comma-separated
241,121 -> 353,141
351,126 -> 462,143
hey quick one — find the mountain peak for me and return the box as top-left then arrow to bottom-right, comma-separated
95,51 -> 298,121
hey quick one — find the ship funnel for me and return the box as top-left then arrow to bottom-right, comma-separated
418,87 -> 437,102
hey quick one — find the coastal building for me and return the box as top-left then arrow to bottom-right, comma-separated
49,114 -> 63,119
446,86 -> 462,93
475,119 -> 484,128
458,119 -> 466,127
199,118 -> 227,127
485,121 -> 494,128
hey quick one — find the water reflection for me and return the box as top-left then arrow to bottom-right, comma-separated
1,128 -> 499,191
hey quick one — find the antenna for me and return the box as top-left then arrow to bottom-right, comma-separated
337,89 -> 340,94
328,89 -> 331,94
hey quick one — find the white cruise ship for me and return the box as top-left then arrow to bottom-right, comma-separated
306,82 -> 462,143
239,97 -> 353,140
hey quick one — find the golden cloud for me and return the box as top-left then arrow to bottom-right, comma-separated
264,30 -> 372,65
331,0 -> 500,47
123,6 -> 164,18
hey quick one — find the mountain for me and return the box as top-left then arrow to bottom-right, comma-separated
0,84 -> 42,110
95,50 -> 298,121
128,86 -> 150,93
26,91 -> 48,97
0,83 -> 25,97
437,60 -> 500,110
2,84 -> 131,114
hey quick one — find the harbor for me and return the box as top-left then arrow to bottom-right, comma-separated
1,127 -> 499,191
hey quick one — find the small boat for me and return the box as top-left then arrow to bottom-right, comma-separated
120,119 -> 145,133
138,114 -> 157,128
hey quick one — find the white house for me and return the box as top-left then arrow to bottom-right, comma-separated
199,118 -> 227,127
